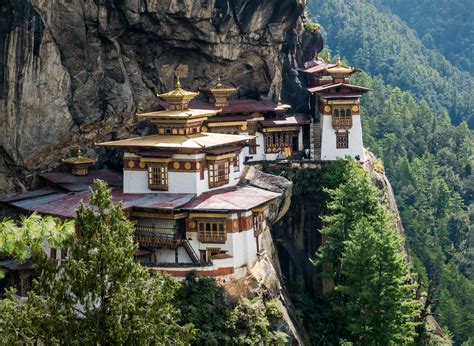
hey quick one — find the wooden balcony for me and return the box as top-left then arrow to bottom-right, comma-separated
198,231 -> 227,244
135,225 -> 180,248
332,117 -> 352,129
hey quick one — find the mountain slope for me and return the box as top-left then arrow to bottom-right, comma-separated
307,0 -> 473,127
368,0 -> 474,74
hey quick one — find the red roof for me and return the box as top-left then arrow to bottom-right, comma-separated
191,100 -> 278,114
40,169 -> 123,192
9,189 -> 195,218
304,62 -> 336,74
259,115 -> 310,127
184,185 -> 280,211
307,83 -> 370,94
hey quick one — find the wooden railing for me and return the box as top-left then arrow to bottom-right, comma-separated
198,231 -> 227,244
135,226 -> 179,248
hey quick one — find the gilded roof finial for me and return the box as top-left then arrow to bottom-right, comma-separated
216,74 -> 223,87
325,51 -> 331,63
77,147 -> 83,157
336,57 -> 341,67
317,52 -> 323,62
175,74 -> 181,89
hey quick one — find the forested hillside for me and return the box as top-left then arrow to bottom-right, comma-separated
307,0 -> 473,127
367,0 -> 474,74
307,1 -> 473,344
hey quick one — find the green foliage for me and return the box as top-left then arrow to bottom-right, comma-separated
349,71 -> 474,344
307,0 -> 474,127
174,271 -> 230,345
226,298 -> 288,345
0,180 -> 194,344
0,214 -> 74,280
368,0 -> 474,74
315,160 -> 420,344
304,18 -> 320,33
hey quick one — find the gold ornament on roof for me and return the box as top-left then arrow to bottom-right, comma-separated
325,51 -> 331,63
62,147 -> 96,176
201,74 -> 237,107
158,75 -> 199,111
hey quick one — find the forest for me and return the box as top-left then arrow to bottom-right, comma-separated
308,0 -> 473,344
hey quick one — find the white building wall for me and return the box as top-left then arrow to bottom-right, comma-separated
124,153 -> 243,196
320,115 -> 365,161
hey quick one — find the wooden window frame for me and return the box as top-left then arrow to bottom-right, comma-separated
197,220 -> 227,243
208,160 -> 229,188
336,131 -> 349,149
332,106 -> 353,128
264,132 -> 293,153
148,163 -> 168,191
233,155 -> 240,173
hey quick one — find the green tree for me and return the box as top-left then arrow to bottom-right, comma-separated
0,180 -> 194,344
316,160 -> 420,344
337,213 -> 419,345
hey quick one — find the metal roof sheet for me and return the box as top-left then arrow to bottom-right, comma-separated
9,189 -> 195,218
184,186 -> 280,211
40,169 -> 123,191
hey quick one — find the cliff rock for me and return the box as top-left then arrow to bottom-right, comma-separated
0,0 -> 323,193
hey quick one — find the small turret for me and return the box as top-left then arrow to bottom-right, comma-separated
201,75 -> 237,108
157,76 -> 199,111
62,148 -> 96,176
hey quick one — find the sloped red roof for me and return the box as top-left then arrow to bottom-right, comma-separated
307,83 -> 370,94
8,189 -> 195,218
184,185 -> 280,212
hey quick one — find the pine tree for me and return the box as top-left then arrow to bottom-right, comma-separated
0,180 -> 194,344
315,160 -> 420,344
336,211 -> 419,345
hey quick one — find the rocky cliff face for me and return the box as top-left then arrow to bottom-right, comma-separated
0,0 -> 322,193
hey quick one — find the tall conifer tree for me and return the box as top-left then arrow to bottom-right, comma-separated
0,180 -> 194,344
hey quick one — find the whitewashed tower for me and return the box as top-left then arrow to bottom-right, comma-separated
304,57 -> 370,161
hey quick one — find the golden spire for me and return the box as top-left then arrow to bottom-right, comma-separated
325,51 -> 331,63
336,57 -> 341,67
317,52 -> 323,62
175,74 -> 182,89
216,75 -> 223,87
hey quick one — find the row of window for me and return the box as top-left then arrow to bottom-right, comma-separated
264,132 -> 294,153
198,221 -> 227,243
147,158 -> 239,191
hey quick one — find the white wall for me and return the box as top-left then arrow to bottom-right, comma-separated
124,153 -> 243,196
320,115 -> 365,161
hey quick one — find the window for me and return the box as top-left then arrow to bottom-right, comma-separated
253,213 -> 265,236
332,107 -> 353,128
233,155 -> 240,172
264,132 -> 293,153
148,164 -> 168,191
249,138 -> 257,155
208,160 -> 229,188
50,248 -> 57,260
197,220 -> 227,243
336,131 -> 349,149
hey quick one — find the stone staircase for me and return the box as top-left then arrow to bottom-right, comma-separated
310,121 -> 321,160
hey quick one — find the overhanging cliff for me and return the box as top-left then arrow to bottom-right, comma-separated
0,0 -> 322,192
